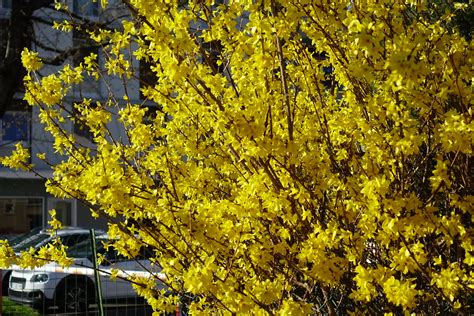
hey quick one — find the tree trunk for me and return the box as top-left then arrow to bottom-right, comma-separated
0,0 -> 52,118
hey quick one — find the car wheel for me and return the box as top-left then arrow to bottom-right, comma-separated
2,270 -> 11,296
56,277 -> 94,313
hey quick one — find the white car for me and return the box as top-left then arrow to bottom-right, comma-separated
1,227 -> 102,296
8,234 -> 164,313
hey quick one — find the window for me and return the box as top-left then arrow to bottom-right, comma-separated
73,116 -> 94,142
102,247 -> 128,264
47,198 -> 76,226
67,238 -> 92,258
0,197 -> 43,235
0,100 -> 31,159
0,0 -> 11,9
138,246 -> 153,260
67,238 -> 124,263
0,19 -> 8,58
139,59 -> 158,100
199,40 -> 225,74
72,102 -> 95,143
72,29 -> 101,96
28,198 -> 43,207
60,234 -> 90,247
72,29 -> 98,68
73,0 -> 99,16
13,233 -> 49,252
0,112 -> 30,143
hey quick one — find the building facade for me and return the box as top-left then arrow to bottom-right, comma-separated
0,0 -> 141,237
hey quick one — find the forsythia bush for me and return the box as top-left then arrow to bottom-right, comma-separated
2,0 -> 473,314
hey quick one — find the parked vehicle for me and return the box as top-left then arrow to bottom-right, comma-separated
8,234 -> 165,313
1,227 -> 102,296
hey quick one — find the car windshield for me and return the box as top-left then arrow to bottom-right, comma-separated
12,233 -> 50,252
7,227 -> 42,246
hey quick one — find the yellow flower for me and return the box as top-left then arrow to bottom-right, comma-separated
383,276 -> 418,309
0,143 -> 31,170
21,48 -> 43,72
48,209 -> 63,230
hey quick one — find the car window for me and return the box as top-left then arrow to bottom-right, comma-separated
66,237 -> 149,263
67,238 -> 93,258
67,237 -> 108,260
137,247 -> 153,260
8,227 -> 42,246
12,233 -> 49,251
102,247 -> 128,263
60,233 -> 89,247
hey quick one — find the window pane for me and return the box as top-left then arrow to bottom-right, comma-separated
55,201 -> 72,226
0,19 -> 8,58
72,30 -> 101,97
48,199 -> 74,226
72,29 -> 97,67
1,0 -> 11,9
73,102 -> 95,142
0,101 -> 31,154
0,198 -> 43,238
139,59 -> 158,100
13,233 -> 49,252
67,239 -> 92,258
0,112 -> 30,142
73,0 -> 98,16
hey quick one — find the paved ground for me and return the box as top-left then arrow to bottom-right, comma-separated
3,296 -> 180,315
44,303 -> 154,315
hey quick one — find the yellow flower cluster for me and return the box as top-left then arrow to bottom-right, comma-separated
0,143 -> 31,170
21,48 -> 43,72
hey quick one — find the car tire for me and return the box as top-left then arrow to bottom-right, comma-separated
55,276 -> 95,313
2,270 -> 11,296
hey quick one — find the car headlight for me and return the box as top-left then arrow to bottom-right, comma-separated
31,274 -> 49,283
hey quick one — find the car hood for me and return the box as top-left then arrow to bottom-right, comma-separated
10,257 -> 164,281
10,258 -> 93,274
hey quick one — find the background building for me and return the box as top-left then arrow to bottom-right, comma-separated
0,0 -> 142,237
